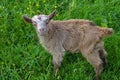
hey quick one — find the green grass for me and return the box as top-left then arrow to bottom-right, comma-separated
0,0 -> 120,80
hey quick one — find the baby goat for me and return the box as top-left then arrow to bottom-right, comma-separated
23,10 -> 113,80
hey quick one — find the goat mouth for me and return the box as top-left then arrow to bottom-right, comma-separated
39,31 -> 46,36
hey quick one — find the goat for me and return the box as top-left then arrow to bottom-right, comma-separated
23,10 -> 113,80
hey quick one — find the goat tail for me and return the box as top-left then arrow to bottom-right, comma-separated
100,27 -> 114,38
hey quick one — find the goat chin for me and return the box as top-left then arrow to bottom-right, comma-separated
37,31 -> 47,36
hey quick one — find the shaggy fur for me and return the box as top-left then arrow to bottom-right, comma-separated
23,10 -> 113,80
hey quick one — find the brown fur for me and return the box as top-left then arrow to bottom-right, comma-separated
23,9 -> 114,80
35,19 -> 113,80
23,13 -> 113,80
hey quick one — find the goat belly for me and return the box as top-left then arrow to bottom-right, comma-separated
63,36 -> 81,53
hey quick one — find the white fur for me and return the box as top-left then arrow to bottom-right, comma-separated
32,15 -> 48,35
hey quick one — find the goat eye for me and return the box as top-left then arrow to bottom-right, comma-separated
38,17 -> 41,20
32,21 -> 37,26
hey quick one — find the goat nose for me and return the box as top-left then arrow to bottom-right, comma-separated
39,28 -> 44,32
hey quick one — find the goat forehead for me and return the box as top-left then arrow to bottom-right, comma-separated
32,15 -> 48,22
32,15 -> 40,22
39,15 -> 48,20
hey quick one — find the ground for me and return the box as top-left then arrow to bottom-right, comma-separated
0,0 -> 120,80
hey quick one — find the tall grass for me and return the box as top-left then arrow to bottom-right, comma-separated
0,0 -> 120,80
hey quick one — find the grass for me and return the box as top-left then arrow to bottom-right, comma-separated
0,0 -> 120,80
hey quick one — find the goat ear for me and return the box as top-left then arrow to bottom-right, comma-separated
48,10 -> 56,20
23,16 -> 32,23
